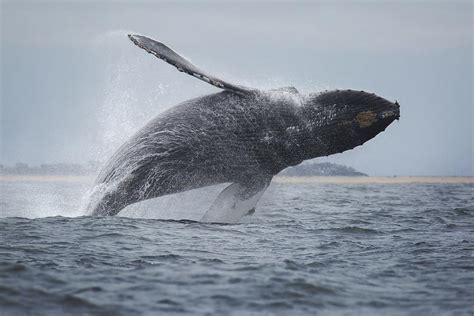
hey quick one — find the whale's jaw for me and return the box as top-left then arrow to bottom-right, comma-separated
298,89 -> 400,159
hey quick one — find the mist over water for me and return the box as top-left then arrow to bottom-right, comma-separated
92,30 -> 171,163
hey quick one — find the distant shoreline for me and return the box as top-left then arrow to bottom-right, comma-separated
0,175 -> 95,182
274,176 -> 474,184
0,175 -> 472,184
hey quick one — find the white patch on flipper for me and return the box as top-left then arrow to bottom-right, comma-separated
200,181 -> 269,224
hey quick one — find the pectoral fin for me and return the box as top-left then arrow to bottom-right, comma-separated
200,177 -> 272,224
128,34 -> 256,95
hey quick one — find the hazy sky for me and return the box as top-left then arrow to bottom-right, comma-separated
1,0 -> 472,175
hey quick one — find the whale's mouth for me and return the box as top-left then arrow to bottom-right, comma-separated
376,100 -> 400,123
378,109 -> 400,121
385,100 -> 400,120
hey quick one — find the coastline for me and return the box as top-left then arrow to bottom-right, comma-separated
1,175 -> 473,184
274,176 -> 474,184
0,175 -> 95,182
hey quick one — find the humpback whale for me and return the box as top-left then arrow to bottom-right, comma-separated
88,34 -> 400,222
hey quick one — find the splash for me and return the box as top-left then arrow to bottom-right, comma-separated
83,30 -> 225,219
90,30 -> 175,165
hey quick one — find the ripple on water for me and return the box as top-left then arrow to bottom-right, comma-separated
0,182 -> 473,314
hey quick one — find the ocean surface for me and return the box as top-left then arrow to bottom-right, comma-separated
0,177 -> 473,315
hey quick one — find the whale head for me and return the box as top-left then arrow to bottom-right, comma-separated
300,89 -> 400,158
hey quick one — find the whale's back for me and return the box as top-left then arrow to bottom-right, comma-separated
94,91 -> 287,211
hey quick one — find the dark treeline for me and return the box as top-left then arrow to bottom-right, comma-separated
279,162 -> 367,176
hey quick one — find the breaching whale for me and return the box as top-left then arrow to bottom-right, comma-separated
88,34 -> 400,222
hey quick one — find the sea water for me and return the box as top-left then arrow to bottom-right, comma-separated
0,178 -> 473,315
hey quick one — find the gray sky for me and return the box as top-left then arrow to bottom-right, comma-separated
1,0 -> 472,175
